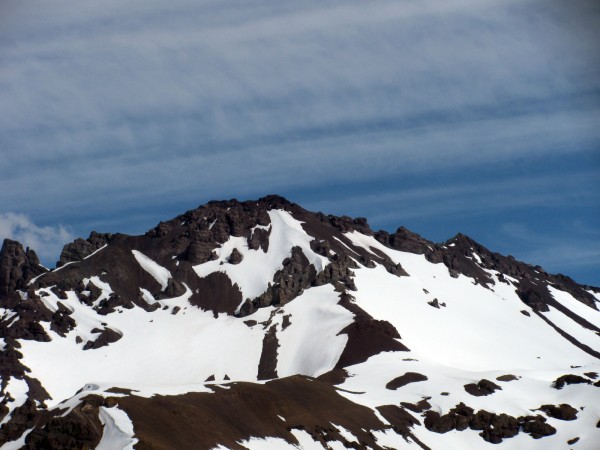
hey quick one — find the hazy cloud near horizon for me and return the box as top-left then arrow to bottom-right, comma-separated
1,0 -> 599,283
0,213 -> 73,265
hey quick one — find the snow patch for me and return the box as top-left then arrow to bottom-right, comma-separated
131,250 -> 171,290
277,284 -> 353,378
139,288 -> 157,305
97,406 -> 138,450
0,377 -> 29,427
0,429 -> 32,450
237,436 -> 296,449
85,276 -> 114,306
84,244 -> 108,260
289,429 -> 324,449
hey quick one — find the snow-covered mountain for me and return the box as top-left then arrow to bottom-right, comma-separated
1,195 -> 599,450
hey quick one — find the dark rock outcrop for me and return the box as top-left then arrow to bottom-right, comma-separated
117,376 -> 389,450
57,232 -> 112,267
553,374 -> 592,390
538,404 -> 578,421
257,325 -> 279,380
464,379 -> 502,397
24,395 -> 104,450
83,327 -> 122,350
386,373 -> 428,390
0,240 -> 46,307
424,403 -> 557,443
228,248 -> 243,265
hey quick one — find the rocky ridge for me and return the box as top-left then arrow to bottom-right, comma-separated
0,195 -> 599,449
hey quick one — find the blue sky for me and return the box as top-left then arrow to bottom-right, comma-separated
1,0 -> 599,286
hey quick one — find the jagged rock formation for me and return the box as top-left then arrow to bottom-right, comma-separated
0,240 -> 47,307
0,195 -> 598,449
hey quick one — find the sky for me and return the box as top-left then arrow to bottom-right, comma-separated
1,0 -> 599,286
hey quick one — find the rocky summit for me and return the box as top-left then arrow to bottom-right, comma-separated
0,195 -> 599,450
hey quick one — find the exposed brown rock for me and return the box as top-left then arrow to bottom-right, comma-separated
228,248 -> 243,265
83,327 -> 122,350
553,374 -> 592,390
386,372 -> 428,390
376,405 -> 431,450
188,272 -> 243,317
424,403 -> 556,443
336,293 -> 408,369
538,404 -> 578,421
400,399 -> 432,413
257,325 -> 279,380
57,232 -> 111,267
464,379 -> 502,396
496,374 -> 518,382
0,240 -> 46,307
117,376 -> 389,450
521,415 -> 556,439
24,395 -> 104,450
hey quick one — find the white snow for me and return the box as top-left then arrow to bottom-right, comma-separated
334,425 -> 359,445
193,210 -> 328,304
139,288 -> 158,305
97,406 -> 138,450
289,429 -> 324,450
471,252 -> 482,264
84,244 -> 108,260
372,429 -> 420,449
277,284 -> 353,378
0,429 -> 32,450
0,377 -> 29,427
549,286 -> 600,327
85,276 -> 114,306
344,231 -> 598,370
131,250 -> 171,290
542,305 -> 600,352
18,285 -> 264,404
51,261 -> 75,272
237,436 -> 297,449
586,289 -> 600,302
27,271 -> 46,285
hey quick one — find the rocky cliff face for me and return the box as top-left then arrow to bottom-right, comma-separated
0,240 -> 47,308
0,195 -> 598,450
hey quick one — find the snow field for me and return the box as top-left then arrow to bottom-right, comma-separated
344,231 -> 599,370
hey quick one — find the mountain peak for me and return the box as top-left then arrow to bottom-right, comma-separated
1,197 -> 599,449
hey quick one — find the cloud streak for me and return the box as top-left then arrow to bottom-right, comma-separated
0,0 -> 598,281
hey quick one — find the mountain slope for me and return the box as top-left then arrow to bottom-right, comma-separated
0,195 -> 599,449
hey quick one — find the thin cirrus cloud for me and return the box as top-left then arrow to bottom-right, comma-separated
0,0 -> 599,281
498,222 -> 600,279
305,170 -> 600,223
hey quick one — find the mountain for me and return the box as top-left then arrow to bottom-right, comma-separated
0,195 -> 599,450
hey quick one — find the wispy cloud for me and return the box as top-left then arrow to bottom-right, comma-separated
304,170 -> 600,223
0,0 -> 598,281
0,213 -> 74,266
498,222 -> 600,275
